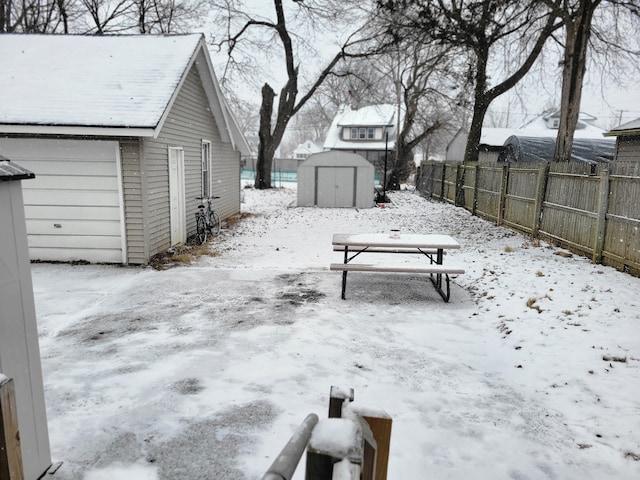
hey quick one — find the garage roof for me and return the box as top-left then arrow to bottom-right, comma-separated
0,34 -> 250,155
0,34 -> 202,128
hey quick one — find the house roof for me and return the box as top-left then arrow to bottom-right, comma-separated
293,140 -> 322,155
0,34 -> 250,155
323,104 -> 399,151
604,118 -> 640,137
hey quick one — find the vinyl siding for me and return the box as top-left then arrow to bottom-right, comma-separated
615,136 -> 640,161
141,62 -> 240,259
119,138 -> 147,264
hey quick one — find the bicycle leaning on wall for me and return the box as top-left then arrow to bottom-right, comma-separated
195,196 -> 221,244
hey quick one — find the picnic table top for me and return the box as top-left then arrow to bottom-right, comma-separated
332,233 -> 461,249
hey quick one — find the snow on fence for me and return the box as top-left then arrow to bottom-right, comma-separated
416,160 -> 640,276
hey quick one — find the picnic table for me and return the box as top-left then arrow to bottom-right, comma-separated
330,233 -> 465,302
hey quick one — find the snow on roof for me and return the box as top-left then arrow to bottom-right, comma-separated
0,34 -> 202,129
605,117 -> 640,136
336,104 -> 396,127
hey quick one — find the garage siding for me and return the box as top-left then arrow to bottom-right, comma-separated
141,62 -> 240,257
119,139 -> 148,264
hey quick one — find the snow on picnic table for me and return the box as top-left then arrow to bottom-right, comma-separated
31,184 -> 640,480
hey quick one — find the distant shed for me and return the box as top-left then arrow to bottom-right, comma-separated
497,136 -> 615,164
297,151 -> 374,208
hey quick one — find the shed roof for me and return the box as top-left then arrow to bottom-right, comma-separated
0,158 -> 35,182
605,118 -> 640,137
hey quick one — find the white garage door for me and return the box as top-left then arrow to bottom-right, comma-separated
0,138 -> 125,263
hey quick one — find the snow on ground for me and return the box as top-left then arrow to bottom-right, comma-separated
32,184 -> 640,480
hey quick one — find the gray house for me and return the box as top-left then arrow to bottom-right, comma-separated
0,34 -> 249,265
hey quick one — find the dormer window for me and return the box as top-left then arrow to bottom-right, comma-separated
349,127 -> 375,140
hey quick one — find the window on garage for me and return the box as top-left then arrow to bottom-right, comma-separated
201,140 -> 211,197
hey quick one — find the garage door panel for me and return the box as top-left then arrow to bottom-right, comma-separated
0,138 -> 124,263
28,234 -> 122,250
23,189 -> 120,207
26,175 -> 118,191
26,219 -> 121,236
24,205 -> 121,221
28,248 -> 122,264
14,160 -> 117,176
2,138 -> 117,160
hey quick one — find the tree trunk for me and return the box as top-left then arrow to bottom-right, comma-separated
554,1 -> 599,162
256,83 -> 276,189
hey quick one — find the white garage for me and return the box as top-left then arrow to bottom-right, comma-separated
0,138 -> 125,263
297,151 -> 375,208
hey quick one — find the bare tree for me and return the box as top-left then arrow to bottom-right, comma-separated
1,0 -> 75,32
379,1 -> 563,165
135,0 -> 209,33
213,0 -> 389,189
541,0 -> 640,162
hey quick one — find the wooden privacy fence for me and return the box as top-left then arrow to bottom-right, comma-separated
416,160 -> 640,276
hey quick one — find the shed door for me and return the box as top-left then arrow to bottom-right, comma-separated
316,167 -> 356,207
0,138 -> 125,263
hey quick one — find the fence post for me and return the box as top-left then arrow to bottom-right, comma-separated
0,376 -> 24,480
532,162 -> 550,237
593,168 -> 610,264
497,164 -> 508,226
472,164 -> 479,216
440,163 -> 446,201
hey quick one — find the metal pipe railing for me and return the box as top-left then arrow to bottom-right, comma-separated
262,413 -> 319,480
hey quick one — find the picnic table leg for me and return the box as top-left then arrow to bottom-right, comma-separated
429,248 -> 451,302
341,271 -> 348,300
341,246 -> 349,299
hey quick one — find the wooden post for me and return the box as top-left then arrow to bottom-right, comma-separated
593,168 -> 610,264
440,163 -> 446,201
532,162 -> 550,237
0,377 -> 24,480
328,386 -> 354,419
497,164 -> 508,226
362,415 -> 392,480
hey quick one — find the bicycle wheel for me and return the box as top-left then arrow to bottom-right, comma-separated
196,215 -> 207,244
208,211 -> 221,236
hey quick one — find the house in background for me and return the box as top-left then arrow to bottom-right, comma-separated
0,33 -> 250,265
292,140 -> 323,160
446,110 -> 608,163
323,104 -> 398,175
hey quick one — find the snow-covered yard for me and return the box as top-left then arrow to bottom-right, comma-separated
32,185 -> 640,479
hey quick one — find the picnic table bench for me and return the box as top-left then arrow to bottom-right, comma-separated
330,233 -> 465,302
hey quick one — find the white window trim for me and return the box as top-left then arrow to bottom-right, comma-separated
201,140 -> 212,197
